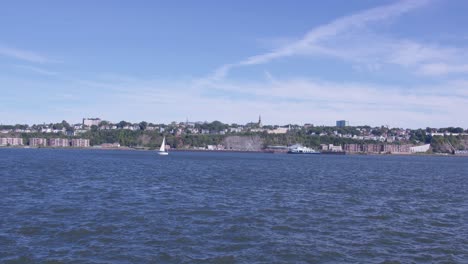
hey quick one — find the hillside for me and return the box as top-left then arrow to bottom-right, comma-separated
431,136 -> 468,153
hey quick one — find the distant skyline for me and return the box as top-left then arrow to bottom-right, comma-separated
1,0 -> 468,128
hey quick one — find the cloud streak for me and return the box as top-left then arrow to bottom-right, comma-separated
0,44 -> 55,64
418,63 -> 468,76
208,0 -> 431,80
27,73 -> 468,127
3,68 -> 468,128
240,0 -> 430,65
15,65 -> 58,76
203,0 -> 468,82
3,0 -> 467,128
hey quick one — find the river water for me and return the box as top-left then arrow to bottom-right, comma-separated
1,149 -> 467,263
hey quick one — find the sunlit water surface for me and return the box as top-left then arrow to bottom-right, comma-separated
1,149 -> 467,263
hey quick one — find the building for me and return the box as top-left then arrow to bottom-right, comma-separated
344,144 -> 361,152
229,127 -> 243,133
29,138 -> 47,147
267,127 -> 288,134
49,138 -> 70,147
383,144 -> 411,153
326,144 -> 343,152
71,138 -> 90,147
100,143 -> 120,148
336,120 -> 349,127
82,118 -> 101,127
0,137 -> 23,146
258,115 -> 263,128
207,144 -> 225,150
362,144 -> 381,153
41,127 -> 52,133
410,144 -> 430,153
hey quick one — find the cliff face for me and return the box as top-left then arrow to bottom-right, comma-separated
431,136 -> 468,153
223,136 -> 263,151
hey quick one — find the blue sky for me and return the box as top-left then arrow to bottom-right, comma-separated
1,0 -> 468,128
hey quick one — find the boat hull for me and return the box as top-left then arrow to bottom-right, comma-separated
321,151 -> 346,155
157,152 -> 169,155
287,151 -> 321,154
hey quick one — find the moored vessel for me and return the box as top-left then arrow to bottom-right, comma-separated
287,144 -> 320,154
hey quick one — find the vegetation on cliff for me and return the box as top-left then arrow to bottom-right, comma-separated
430,135 -> 468,153
3,121 -> 467,153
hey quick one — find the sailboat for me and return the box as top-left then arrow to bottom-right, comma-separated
157,136 -> 169,155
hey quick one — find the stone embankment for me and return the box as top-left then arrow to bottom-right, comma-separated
223,136 -> 263,151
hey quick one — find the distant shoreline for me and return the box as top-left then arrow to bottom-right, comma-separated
2,145 -> 467,157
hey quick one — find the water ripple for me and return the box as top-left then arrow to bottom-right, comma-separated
1,149 -> 468,263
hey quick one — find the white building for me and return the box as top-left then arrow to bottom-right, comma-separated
100,143 -> 120,148
326,144 -> 343,152
187,127 -> 199,134
83,118 -> 101,127
267,127 -> 288,134
52,128 -> 66,134
41,127 -> 52,133
74,129 -> 88,134
410,144 -> 430,153
229,127 -> 243,133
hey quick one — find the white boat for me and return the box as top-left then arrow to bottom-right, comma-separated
157,136 -> 169,155
287,144 -> 320,154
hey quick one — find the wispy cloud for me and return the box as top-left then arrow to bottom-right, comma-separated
3,68 -> 468,127
203,0 -> 468,81
43,73 -> 468,127
300,34 -> 468,77
15,65 -> 58,76
240,0 -> 430,65
418,63 -> 468,76
207,0 -> 431,80
3,0 -> 466,127
0,44 -> 55,64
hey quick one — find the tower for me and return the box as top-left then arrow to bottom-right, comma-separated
258,115 -> 262,128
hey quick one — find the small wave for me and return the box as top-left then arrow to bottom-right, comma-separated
271,225 -> 299,232
366,214 -> 392,220
430,220 -> 454,228
16,226 -> 42,236
3,256 -> 35,264
51,207 -> 79,214
59,227 -> 93,241
202,255 -> 236,264
42,260 -> 67,264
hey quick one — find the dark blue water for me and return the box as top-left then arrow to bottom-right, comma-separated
1,149 -> 467,263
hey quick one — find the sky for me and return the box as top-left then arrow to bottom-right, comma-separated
1,0 -> 468,128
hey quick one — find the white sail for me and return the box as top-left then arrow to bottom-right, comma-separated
159,137 -> 166,152
157,136 -> 168,155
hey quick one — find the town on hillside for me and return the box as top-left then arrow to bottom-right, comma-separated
1,117 -> 468,155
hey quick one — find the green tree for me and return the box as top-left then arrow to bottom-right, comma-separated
139,121 -> 148,130
100,120 -> 110,126
117,121 -> 130,128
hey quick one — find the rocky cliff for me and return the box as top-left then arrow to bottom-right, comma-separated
223,136 -> 263,151
431,136 -> 468,153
